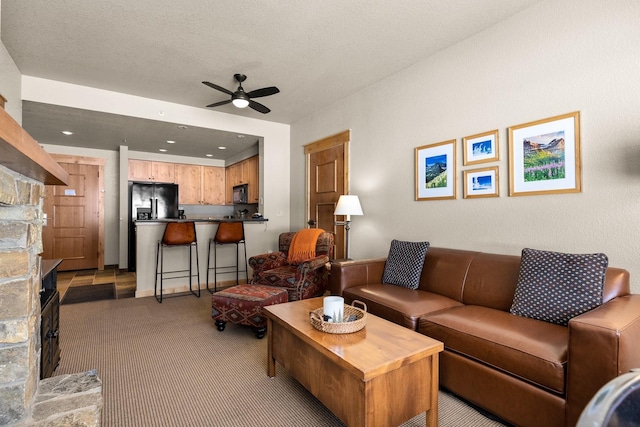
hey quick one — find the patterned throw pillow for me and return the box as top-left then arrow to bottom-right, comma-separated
381,240 -> 430,290
510,248 -> 608,326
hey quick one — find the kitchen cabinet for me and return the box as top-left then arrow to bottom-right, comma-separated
244,155 -> 259,203
202,166 -> 225,205
175,164 -> 202,204
128,159 -> 175,183
175,163 -> 225,205
225,155 -> 259,204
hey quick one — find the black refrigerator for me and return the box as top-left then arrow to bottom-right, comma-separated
128,182 -> 179,271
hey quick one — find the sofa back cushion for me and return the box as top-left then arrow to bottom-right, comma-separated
462,252 -> 522,311
460,251 -> 630,313
414,247 -> 629,314
418,247 -> 478,302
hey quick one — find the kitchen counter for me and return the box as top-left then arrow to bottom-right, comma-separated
133,220 -> 270,298
134,217 -> 268,224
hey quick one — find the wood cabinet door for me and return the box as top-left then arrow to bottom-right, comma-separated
202,166 -> 225,205
225,163 -> 242,204
231,162 -> 243,185
225,167 -> 234,204
128,159 -> 152,181
245,156 -> 259,203
152,162 -> 175,183
175,164 -> 202,204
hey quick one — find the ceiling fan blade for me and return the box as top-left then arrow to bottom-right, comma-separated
248,100 -> 270,114
206,99 -> 232,108
246,86 -> 280,99
202,81 -> 234,96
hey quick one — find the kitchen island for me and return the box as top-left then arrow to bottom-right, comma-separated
134,218 -> 269,298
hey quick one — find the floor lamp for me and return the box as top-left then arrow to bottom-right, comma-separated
334,195 -> 363,260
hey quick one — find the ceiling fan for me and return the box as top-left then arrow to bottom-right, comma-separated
203,74 -> 280,114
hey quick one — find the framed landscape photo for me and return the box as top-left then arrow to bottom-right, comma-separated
508,111 -> 581,197
415,139 -> 456,201
462,129 -> 499,165
463,166 -> 499,199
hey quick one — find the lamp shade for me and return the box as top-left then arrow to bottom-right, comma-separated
334,195 -> 363,216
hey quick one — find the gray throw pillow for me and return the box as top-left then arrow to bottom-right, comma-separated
381,240 -> 430,290
510,248 -> 608,326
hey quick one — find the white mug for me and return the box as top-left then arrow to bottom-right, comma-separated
323,296 -> 344,323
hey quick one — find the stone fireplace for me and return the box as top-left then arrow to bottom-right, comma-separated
0,107 -> 103,425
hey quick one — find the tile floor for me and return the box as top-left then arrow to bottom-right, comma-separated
57,265 -> 137,301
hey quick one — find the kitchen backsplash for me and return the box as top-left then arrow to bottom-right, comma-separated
180,203 -> 258,219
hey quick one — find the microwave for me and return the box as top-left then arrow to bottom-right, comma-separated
233,184 -> 248,204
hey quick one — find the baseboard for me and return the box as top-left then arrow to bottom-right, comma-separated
135,279 -> 248,298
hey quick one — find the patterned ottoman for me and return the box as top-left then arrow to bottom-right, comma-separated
211,284 -> 288,339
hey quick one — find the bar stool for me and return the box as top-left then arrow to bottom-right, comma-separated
155,221 -> 200,303
206,221 -> 247,293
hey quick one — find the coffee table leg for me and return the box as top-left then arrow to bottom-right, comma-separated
267,317 -> 276,377
426,354 -> 439,427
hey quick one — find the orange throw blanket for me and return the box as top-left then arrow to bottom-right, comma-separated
287,228 -> 325,264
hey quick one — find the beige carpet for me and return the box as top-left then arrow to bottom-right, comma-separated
55,294 -> 507,427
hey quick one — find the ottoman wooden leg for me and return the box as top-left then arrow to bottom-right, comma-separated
254,326 -> 266,339
215,320 -> 226,331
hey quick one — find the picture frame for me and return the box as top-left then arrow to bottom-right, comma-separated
508,111 -> 581,197
462,129 -> 499,165
463,166 -> 499,199
415,139 -> 456,201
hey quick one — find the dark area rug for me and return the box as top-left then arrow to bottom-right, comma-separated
61,283 -> 115,305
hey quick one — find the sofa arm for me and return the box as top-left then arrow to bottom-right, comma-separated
329,258 -> 387,296
248,251 -> 287,278
566,294 -> 640,426
299,255 -> 329,272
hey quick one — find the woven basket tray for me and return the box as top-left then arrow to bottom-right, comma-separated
309,300 -> 367,334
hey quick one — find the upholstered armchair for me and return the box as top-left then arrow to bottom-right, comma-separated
248,231 -> 334,301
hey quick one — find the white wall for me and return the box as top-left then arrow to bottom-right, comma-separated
0,1 -> 22,123
23,78 -> 291,268
290,0 -> 640,292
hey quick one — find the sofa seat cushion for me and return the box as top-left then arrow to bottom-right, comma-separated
343,284 -> 463,330
419,305 -> 568,394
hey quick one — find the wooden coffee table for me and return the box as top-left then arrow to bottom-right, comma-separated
264,298 -> 444,427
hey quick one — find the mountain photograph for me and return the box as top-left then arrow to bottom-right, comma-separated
522,131 -> 565,182
425,154 -> 447,188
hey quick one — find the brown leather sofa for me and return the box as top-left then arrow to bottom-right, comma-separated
330,247 -> 640,427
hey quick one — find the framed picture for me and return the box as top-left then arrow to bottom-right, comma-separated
415,139 -> 456,201
462,129 -> 499,165
508,111 -> 581,197
463,166 -> 499,199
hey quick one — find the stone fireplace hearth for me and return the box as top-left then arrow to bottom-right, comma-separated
0,106 -> 103,425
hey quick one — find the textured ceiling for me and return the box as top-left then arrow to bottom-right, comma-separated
1,0 -> 542,159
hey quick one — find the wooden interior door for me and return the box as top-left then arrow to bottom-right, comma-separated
42,155 -> 105,271
305,130 -> 350,260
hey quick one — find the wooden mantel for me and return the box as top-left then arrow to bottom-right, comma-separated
0,106 -> 68,185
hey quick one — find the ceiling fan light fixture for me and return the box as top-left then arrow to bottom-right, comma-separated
232,96 -> 249,109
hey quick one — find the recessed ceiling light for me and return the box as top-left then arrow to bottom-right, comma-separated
166,140 -> 176,144
159,149 -> 167,152
158,111 -> 165,116
205,154 -> 213,157
218,146 -> 227,150
61,131 -> 74,136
